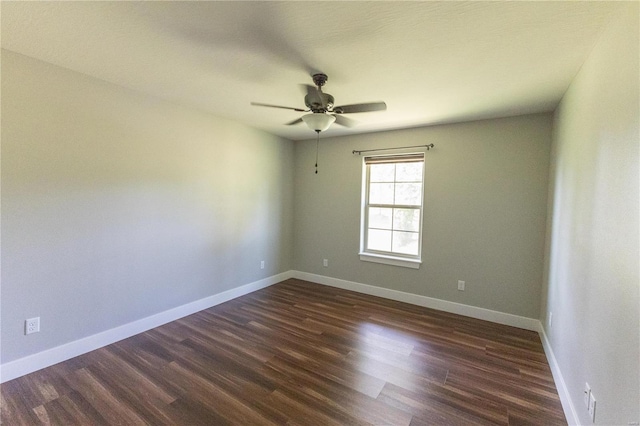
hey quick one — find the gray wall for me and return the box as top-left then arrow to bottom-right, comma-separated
1,50 -> 294,363
541,4 -> 639,424
293,114 -> 552,319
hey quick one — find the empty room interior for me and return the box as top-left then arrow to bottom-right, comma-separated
1,2 -> 638,425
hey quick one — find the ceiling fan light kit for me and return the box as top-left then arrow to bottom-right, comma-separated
302,113 -> 335,132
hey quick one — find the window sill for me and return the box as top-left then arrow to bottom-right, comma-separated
359,253 -> 421,269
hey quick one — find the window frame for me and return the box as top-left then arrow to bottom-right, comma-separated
359,153 -> 425,269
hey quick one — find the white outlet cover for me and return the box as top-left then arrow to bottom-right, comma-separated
584,383 -> 591,408
588,392 -> 596,422
25,317 -> 40,335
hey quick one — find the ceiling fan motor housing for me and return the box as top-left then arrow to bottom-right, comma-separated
305,93 -> 334,112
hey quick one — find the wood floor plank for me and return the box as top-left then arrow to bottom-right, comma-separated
444,368 -> 565,420
265,356 -> 413,426
62,367 -> 148,425
1,381 -> 43,425
31,391 -> 110,426
159,361 -> 281,425
83,359 -> 177,424
1,279 -> 566,425
379,382 -> 499,426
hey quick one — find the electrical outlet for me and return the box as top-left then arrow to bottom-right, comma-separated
457,280 -> 465,291
323,259 -> 328,267
25,317 -> 40,335
260,260 -> 265,269
588,391 -> 596,422
549,312 -> 553,328
584,383 -> 591,408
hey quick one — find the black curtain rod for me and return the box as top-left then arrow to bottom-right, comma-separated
352,144 -> 434,155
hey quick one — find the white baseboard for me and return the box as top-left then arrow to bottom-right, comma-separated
0,270 -> 294,383
292,271 -> 540,331
538,323 -> 580,425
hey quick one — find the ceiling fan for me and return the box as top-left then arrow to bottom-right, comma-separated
251,73 -> 387,132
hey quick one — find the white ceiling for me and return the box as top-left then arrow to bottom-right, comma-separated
1,1 -> 619,141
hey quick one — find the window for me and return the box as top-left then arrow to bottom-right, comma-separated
360,153 -> 425,268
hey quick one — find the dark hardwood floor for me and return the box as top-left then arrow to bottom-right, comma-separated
1,279 -> 566,425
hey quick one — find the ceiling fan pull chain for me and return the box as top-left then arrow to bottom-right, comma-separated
315,130 -> 320,174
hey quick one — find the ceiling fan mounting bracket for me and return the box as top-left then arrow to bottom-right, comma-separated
312,73 -> 328,88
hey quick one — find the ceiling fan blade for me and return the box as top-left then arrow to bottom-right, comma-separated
334,102 -> 387,114
332,114 -> 358,128
285,118 -> 303,126
251,102 -> 306,112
